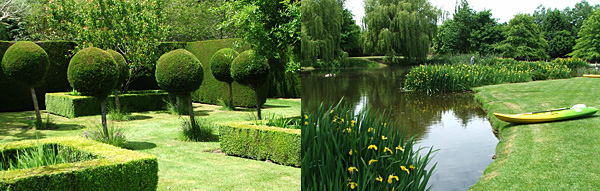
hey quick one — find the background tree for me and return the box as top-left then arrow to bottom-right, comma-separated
210,48 -> 239,110
2,41 -> 48,127
229,0 -> 299,97
340,8 -> 362,57
433,0 -> 502,55
67,47 -> 119,136
46,0 -> 169,91
570,9 -> 600,61
362,0 -> 439,63
534,7 -> 576,58
163,0 -> 237,41
301,0 -> 343,65
566,1 -> 599,37
499,14 -> 548,60
156,49 -> 204,133
106,49 -> 129,114
231,50 -> 270,120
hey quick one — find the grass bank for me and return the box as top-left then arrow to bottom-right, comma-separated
0,98 -> 300,190
471,77 -> 600,190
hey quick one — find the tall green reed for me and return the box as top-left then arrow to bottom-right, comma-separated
302,101 -> 436,191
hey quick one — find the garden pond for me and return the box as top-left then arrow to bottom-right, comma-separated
302,67 -> 499,191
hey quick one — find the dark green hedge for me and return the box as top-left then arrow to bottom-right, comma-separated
186,39 -> 267,107
45,90 -> 169,118
219,122 -> 300,167
0,137 -> 158,190
0,41 -> 75,112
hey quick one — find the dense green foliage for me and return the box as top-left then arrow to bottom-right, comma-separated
46,0 -> 169,89
499,14 -> 549,60
220,122 -> 300,167
0,137 -> 158,190
1,41 -> 49,87
210,48 -> 238,84
164,0 -> 238,41
301,102 -> 435,190
0,143 -> 96,171
231,50 -> 270,89
67,47 -> 119,98
301,0 -> 343,65
363,0 -> 439,63
570,9 -> 600,61
106,49 -> 129,88
156,49 -> 204,95
551,57 -> 589,69
534,8 -> 575,58
45,91 -> 169,118
405,60 -> 571,93
433,0 -> 503,55
341,9 -> 362,57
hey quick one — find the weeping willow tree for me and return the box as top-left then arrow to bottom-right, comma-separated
301,0 -> 344,66
362,0 -> 440,64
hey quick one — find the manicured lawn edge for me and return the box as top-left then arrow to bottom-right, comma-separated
219,122 -> 300,167
471,77 -> 600,190
0,137 -> 158,190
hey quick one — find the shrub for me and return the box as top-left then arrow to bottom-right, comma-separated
231,50 -> 270,119
179,118 -> 218,142
106,49 -> 129,88
552,57 -> 588,69
1,41 -> 49,87
83,124 -> 126,148
301,102 -> 435,190
0,137 -> 158,190
0,142 -> 96,171
211,48 -> 239,110
156,48 -> 204,95
67,47 -> 119,98
219,122 -> 300,166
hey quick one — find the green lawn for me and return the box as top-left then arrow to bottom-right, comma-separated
472,77 -> 600,190
0,98 -> 301,191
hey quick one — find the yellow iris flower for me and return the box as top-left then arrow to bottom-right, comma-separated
368,145 -> 378,150
304,121 -> 308,125
347,182 -> 357,189
388,174 -> 399,184
368,159 -> 378,165
368,127 -> 374,132
304,115 -> 308,119
395,145 -> 404,152
348,167 -> 358,173
349,149 -> 353,156
383,147 -> 393,154
409,165 -> 415,171
376,175 -> 383,182
401,166 -> 410,175
381,136 -> 387,140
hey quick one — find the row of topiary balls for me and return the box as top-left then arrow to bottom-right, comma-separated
1,41 -> 269,103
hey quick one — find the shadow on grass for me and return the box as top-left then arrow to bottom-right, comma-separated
124,141 -> 157,150
129,115 -> 153,120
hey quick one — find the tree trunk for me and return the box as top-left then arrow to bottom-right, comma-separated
29,87 -> 42,127
114,89 -> 120,113
228,83 -> 234,110
255,87 -> 261,120
188,94 -> 196,136
101,98 -> 109,137
176,95 -> 181,113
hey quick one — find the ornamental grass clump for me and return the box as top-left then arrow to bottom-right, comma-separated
301,102 -> 436,191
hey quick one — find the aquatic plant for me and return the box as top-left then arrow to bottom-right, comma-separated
302,101 -> 435,190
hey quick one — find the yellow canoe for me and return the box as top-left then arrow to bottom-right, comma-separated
583,74 -> 600,78
493,107 -> 598,124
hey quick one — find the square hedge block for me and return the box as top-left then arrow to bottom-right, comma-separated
0,137 -> 158,190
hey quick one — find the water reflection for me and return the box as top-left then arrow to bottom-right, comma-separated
302,67 -> 498,191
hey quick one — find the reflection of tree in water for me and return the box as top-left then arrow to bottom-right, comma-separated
302,67 -> 488,141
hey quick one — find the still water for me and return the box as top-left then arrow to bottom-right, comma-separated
302,67 -> 499,191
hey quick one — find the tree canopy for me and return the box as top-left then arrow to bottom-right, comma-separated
570,9 -> 600,61
499,14 -> 548,60
301,0 -> 343,66
362,0 -> 439,63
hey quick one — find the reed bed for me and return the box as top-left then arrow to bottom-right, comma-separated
405,59 -> 571,93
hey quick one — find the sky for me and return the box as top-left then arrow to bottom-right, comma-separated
344,0 -> 600,27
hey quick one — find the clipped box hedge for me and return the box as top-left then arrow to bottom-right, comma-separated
0,137 -> 158,190
45,90 -> 169,118
219,122 -> 300,167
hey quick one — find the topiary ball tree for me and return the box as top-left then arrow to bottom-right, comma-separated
210,48 -> 239,110
2,41 -> 49,127
68,47 -> 119,136
156,49 -> 204,131
106,49 -> 130,113
231,49 -> 270,120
